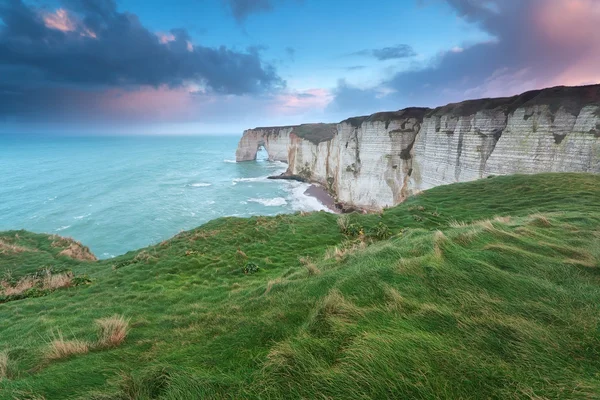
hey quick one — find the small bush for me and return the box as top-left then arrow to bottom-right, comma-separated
369,222 -> 392,240
336,214 -> 350,234
243,262 -> 260,275
46,331 -> 89,360
345,223 -> 364,237
96,315 -> 130,348
71,275 -> 92,286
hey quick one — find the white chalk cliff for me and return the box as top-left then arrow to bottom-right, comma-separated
236,85 -> 600,210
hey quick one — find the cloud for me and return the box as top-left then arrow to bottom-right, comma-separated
351,44 -> 416,61
285,46 -> 295,61
0,0 -> 283,93
223,0 -> 301,23
331,0 -> 600,114
346,65 -> 367,71
0,0 -> 286,126
326,80 -> 388,116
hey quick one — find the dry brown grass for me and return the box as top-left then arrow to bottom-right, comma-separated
452,228 -> 481,246
299,256 -> 321,276
189,229 -> 219,241
0,352 -> 8,380
1,270 -> 74,297
42,272 -> 73,290
1,276 -> 36,296
50,235 -> 97,261
46,331 -> 89,360
265,278 -> 283,295
384,287 -> 409,313
433,230 -> 447,259
336,214 -> 350,233
324,240 -> 367,261
96,315 -> 130,348
133,250 -> 157,263
317,289 -> 364,322
528,214 -> 552,227
0,238 -> 31,254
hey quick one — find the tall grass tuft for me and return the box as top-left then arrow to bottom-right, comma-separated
336,214 -> 350,234
0,352 -> 8,380
42,271 -> 73,290
96,315 -> 130,348
299,256 -> 321,276
46,330 -> 89,360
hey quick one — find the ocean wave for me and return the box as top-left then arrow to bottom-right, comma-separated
248,197 -> 288,207
223,159 -> 237,163
232,176 -> 270,185
266,160 -> 287,168
186,182 -> 212,188
284,182 -> 331,213
74,213 -> 92,220
55,225 -> 71,232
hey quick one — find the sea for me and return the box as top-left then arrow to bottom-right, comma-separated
0,135 -> 327,259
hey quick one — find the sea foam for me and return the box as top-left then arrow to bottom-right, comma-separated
248,197 -> 288,207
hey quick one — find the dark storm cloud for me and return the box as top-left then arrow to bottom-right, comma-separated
351,44 -> 416,61
0,0 -> 283,98
330,0 -> 600,113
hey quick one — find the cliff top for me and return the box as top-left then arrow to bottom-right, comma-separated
252,123 -> 337,144
427,84 -> 600,118
249,84 -> 599,142
336,84 -> 600,128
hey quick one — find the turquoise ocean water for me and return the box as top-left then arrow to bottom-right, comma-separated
0,135 -> 327,258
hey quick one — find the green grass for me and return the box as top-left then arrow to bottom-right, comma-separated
1,173 -> 599,399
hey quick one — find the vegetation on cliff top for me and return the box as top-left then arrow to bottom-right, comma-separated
1,173 -> 600,399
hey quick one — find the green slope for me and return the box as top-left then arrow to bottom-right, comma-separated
1,173 -> 599,399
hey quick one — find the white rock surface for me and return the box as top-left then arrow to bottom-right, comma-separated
236,86 -> 600,210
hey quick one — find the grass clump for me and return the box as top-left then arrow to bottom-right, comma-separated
0,352 -> 9,380
45,331 -> 89,361
96,315 -> 130,348
299,256 -> 321,276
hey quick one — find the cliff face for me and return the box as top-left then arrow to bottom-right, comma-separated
236,85 -> 600,210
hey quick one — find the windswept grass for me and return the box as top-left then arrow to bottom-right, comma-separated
0,173 -> 599,399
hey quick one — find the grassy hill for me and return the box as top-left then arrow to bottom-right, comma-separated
1,173 -> 599,399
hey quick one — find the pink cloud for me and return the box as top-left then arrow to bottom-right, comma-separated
42,8 -> 96,38
535,0 -> 600,86
43,9 -> 76,32
273,89 -> 333,115
157,32 -> 176,44
100,86 -> 196,120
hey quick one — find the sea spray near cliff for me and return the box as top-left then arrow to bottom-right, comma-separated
237,84 -> 600,209
0,135 -> 327,258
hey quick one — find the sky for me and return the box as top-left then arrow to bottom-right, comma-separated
1,0 -> 599,135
